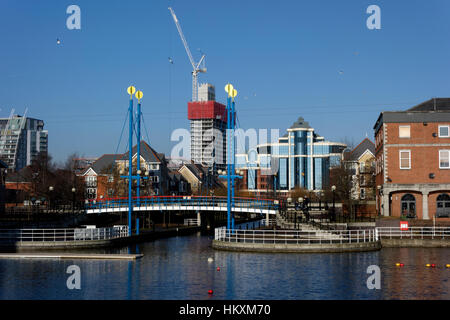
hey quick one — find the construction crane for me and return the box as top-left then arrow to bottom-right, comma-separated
168,7 -> 207,102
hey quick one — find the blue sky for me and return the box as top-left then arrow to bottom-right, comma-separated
1,0 -> 450,164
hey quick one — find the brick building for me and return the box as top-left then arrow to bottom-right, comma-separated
374,98 -> 450,220
344,138 -> 376,200
79,141 -> 170,201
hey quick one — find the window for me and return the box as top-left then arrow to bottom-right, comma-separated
360,188 -> 366,200
399,126 -> 410,138
439,125 -> 449,138
399,150 -> 411,169
439,150 -> 450,169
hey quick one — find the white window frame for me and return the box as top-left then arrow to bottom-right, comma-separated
439,150 -> 450,169
438,125 -> 450,138
399,125 -> 411,138
399,150 -> 411,170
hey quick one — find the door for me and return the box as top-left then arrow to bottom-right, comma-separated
436,194 -> 450,218
401,194 -> 416,218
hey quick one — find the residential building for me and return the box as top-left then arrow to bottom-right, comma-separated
188,83 -> 227,174
374,98 -> 450,220
178,162 -> 221,195
235,117 -> 346,193
344,138 -> 376,200
236,168 -> 276,196
168,171 -> 189,195
81,154 -> 119,200
79,141 -> 169,201
0,115 -> 48,171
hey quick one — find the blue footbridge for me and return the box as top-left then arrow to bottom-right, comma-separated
86,195 -> 281,221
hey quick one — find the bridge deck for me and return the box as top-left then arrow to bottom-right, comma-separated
85,196 -> 280,215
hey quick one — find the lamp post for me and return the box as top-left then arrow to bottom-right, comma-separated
377,185 -> 382,217
331,185 -> 336,222
72,187 -> 76,214
287,197 -> 292,222
48,186 -> 54,213
297,197 -> 303,227
218,84 -> 242,232
118,87 -> 147,236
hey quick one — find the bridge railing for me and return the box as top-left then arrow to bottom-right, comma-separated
0,226 -> 129,243
377,227 -> 450,240
214,227 -> 379,244
85,196 -> 281,211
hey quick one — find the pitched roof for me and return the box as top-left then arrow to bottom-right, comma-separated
90,154 -> 121,174
183,163 -> 207,181
408,98 -> 450,112
123,141 -> 162,163
374,98 -> 450,133
349,138 -> 375,161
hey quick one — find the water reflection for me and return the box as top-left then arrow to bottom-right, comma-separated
0,234 -> 449,300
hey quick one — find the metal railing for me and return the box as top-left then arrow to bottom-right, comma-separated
86,195 -> 281,212
0,226 -> 129,243
183,218 -> 199,226
214,227 -> 378,244
377,227 -> 450,239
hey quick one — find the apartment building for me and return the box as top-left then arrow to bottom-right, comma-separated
374,98 -> 450,220
80,141 -> 169,200
344,138 -> 376,200
0,115 -> 48,171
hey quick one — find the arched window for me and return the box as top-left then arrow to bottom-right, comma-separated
401,194 -> 416,218
436,194 -> 450,218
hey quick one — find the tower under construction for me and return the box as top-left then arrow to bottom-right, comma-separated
188,83 -> 227,174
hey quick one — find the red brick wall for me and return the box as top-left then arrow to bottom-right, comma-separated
377,122 -> 450,184
96,175 -> 109,200
390,191 -> 423,219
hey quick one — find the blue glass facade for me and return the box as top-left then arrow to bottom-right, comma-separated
235,117 -> 346,192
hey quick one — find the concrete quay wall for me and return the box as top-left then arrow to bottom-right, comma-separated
381,238 -> 450,248
212,240 -> 382,253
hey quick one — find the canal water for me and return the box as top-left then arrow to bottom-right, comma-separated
0,232 -> 449,300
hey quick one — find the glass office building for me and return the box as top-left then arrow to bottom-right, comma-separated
236,117 -> 346,191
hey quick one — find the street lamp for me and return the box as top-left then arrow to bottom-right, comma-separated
331,185 -> 336,222
377,185 -> 382,217
296,197 -> 303,225
48,186 -> 54,212
72,187 -> 76,214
